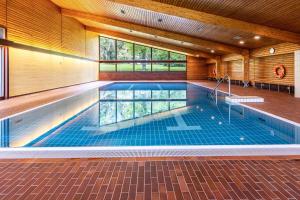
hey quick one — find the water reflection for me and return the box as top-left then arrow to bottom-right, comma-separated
99,89 -> 187,126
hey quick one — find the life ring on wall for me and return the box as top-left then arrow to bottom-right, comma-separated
273,64 -> 286,79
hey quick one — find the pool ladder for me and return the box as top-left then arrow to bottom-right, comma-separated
210,74 -> 231,104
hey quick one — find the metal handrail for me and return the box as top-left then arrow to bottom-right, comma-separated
210,75 -> 231,103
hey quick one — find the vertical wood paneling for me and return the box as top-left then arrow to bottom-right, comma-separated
187,56 -> 207,80
251,43 -> 300,57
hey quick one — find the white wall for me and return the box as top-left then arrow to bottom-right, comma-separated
295,51 -> 300,98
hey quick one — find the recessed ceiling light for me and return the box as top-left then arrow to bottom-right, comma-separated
254,35 -> 261,40
210,49 -> 215,53
233,36 -> 242,40
196,54 -> 200,57
120,9 -> 126,14
129,30 -> 133,33
239,40 -> 245,45
158,18 -> 163,23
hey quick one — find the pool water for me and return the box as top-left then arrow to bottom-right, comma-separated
1,82 -> 299,147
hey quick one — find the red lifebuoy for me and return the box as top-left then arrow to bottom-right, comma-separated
273,64 -> 286,79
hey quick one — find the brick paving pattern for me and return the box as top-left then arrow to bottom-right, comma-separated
0,158 -> 299,200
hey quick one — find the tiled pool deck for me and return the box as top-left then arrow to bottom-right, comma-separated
0,157 -> 299,200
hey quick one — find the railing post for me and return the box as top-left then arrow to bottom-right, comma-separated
228,76 -> 231,96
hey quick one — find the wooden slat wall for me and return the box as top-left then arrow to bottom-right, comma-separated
62,16 -> 86,56
251,43 -> 300,58
227,60 -> 243,80
187,56 -> 207,80
0,0 -> 6,27
250,53 -> 294,85
0,0 -> 100,96
207,63 -> 216,78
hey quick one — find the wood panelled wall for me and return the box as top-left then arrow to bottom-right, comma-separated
187,56 -> 207,80
218,43 -> 300,85
0,0 -> 100,96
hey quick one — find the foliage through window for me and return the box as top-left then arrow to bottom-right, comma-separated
99,36 -> 186,72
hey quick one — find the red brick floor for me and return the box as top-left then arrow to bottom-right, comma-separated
0,157 -> 299,200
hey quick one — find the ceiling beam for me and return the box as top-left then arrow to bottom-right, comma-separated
108,0 -> 300,43
61,8 -> 244,54
86,26 -> 215,58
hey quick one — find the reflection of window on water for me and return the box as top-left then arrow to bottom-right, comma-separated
152,90 -> 169,99
100,91 -> 116,100
99,100 -> 187,126
99,102 -> 116,126
134,90 -> 151,99
170,90 -> 186,99
135,102 -> 151,118
117,90 -> 133,99
117,102 -> 133,122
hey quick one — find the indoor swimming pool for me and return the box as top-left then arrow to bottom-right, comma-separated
0,82 -> 299,157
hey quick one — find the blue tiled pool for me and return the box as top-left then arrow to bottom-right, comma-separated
1,82 -> 300,148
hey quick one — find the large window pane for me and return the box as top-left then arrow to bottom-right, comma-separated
134,90 -> 151,99
117,90 -> 133,99
100,91 -> 116,100
170,63 -> 186,71
99,63 -> 116,71
152,90 -> 169,99
152,102 -> 169,113
170,52 -> 186,61
100,102 -> 116,126
135,63 -> 151,71
152,63 -> 169,71
152,48 -> 168,60
117,102 -> 133,122
117,41 -> 133,60
134,102 -> 151,118
100,37 -> 116,60
117,63 -> 133,71
170,90 -> 186,99
135,45 -> 151,60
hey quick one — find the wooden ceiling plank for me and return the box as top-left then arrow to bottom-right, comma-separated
61,8 -> 244,54
108,0 -> 300,43
86,26 -> 214,58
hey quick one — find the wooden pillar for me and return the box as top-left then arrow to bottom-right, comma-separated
242,50 -> 250,87
215,56 -> 222,79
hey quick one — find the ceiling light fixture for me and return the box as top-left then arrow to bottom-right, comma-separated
210,49 -> 215,53
120,9 -> 126,14
158,18 -> 163,23
239,40 -> 245,45
129,30 -> 133,33
254,35 -> 261,40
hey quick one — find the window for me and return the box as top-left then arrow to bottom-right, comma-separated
170,63 -> 186,71
117,63 -> 134,71
170,52 -> 186,61
99,63 -> 116,71
152,48 -> 168,60
135,45 -> 151,60
100,37 -> 116,60
99,36 -> 187,72
152,63 -> 169,71
117,41 -> 133,60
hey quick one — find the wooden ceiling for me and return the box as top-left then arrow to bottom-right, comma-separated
51,0 -> 299,56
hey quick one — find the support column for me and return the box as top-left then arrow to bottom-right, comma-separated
242,50 -> 250,87
295,50 -> 300,98
215,56 -> 222,79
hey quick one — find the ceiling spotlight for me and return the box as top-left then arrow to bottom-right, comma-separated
210,49 -> 215,53
120,9 -> 126,14
239,40 -> 245,45
129,30 -> 133,33
254,35 -> 261,40
158,18 -> 163,23
196,54 -> 200,57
